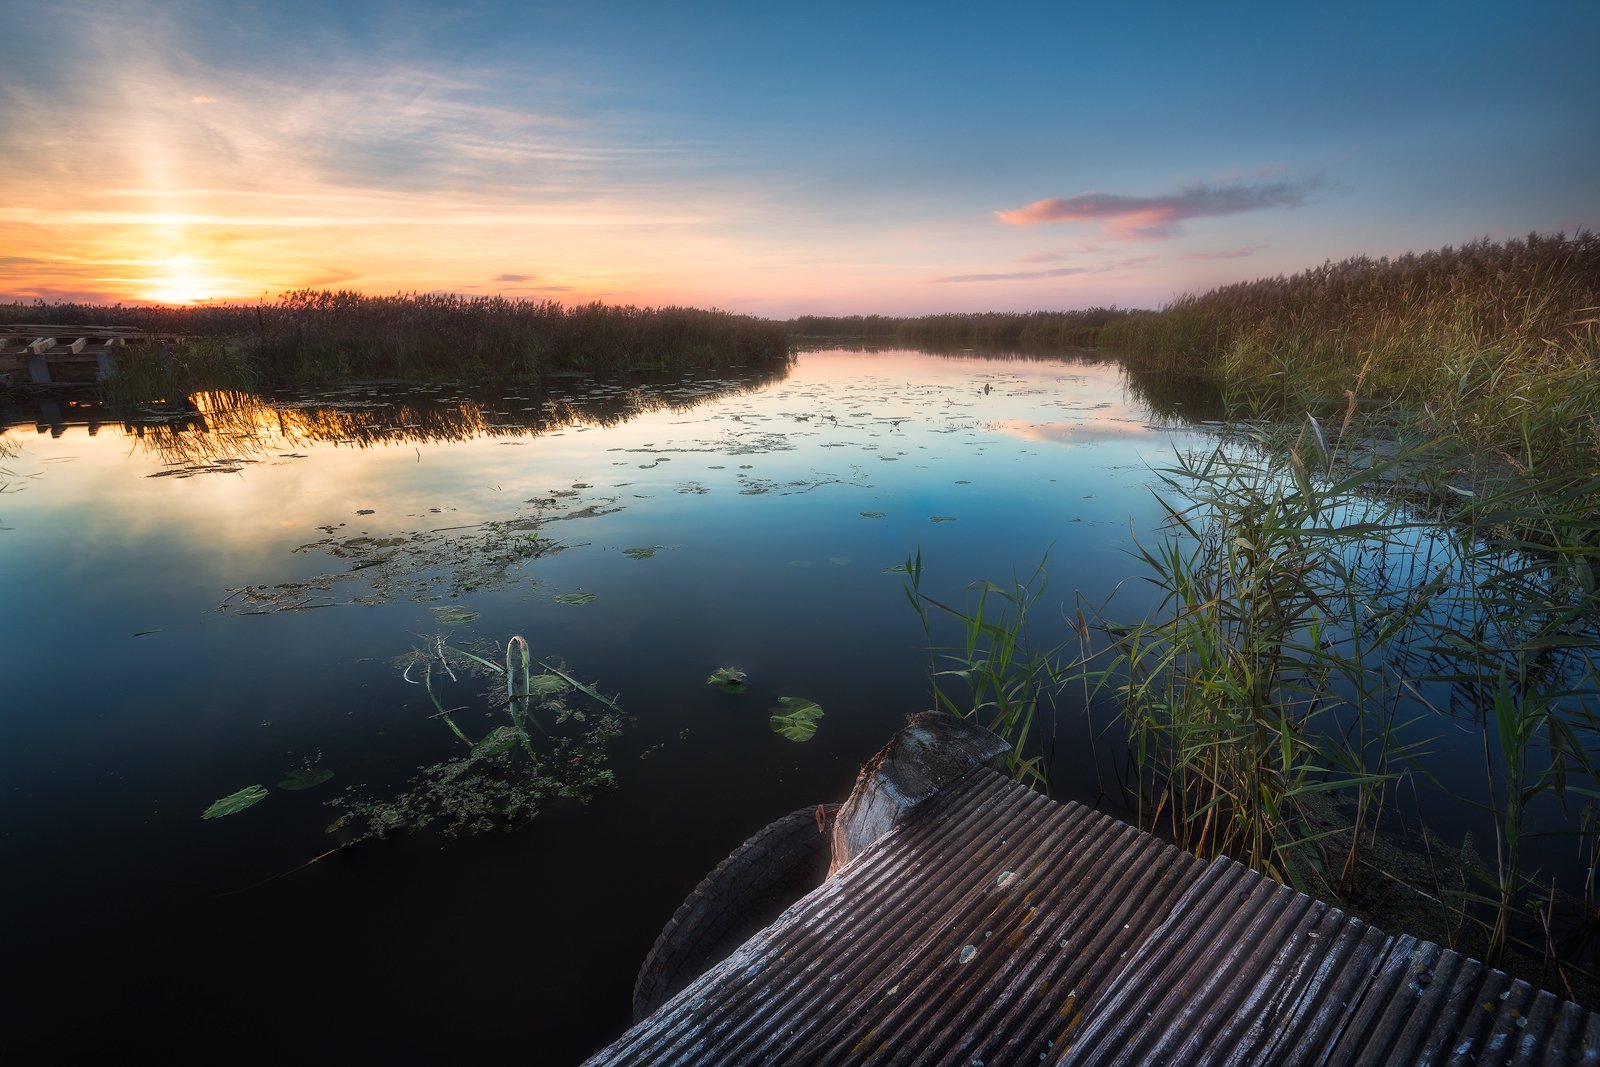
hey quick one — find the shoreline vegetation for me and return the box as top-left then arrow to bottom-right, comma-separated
0,292 -> 792,387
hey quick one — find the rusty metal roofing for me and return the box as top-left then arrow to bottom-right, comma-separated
587,767 -> 1600,1065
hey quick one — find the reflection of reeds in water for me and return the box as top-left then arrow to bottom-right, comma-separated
121,362 -> 792,468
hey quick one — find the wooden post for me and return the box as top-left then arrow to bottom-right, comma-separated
27,353 -> 52,383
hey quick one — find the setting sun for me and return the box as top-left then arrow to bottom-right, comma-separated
142,254 -> 223,304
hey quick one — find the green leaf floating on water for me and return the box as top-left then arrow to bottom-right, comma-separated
622,547 -> 657,560
554,592 -> 596,606
860,511 -> 886,519
278,768 -> 334,791
770,697 -> 824,742
202,785 -> 268,819
707,666 -> 748,692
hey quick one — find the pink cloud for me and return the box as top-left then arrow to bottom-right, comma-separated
996,180 -> 1315,239
1015,252 -> 1064,263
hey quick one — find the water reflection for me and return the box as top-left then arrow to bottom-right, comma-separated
0,359 -> 795,464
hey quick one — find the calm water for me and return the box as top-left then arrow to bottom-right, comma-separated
2,348 -> 1215,1060
2,347 -> 1582,1058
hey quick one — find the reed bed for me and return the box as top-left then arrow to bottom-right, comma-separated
791,308 -> 1130,348
0,291 -> 792,384
1099,231 -> 1600,485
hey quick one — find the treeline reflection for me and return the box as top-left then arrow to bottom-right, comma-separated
2,349 -> 1220,466
1,362 -> 795,466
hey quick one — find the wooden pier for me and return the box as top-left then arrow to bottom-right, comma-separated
0,324 -> 173,387
589,714 -> 1600,1065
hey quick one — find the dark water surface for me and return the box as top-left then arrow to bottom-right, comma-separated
2,349 -> 1217,1061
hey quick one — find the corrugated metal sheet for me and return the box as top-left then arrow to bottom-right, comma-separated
587,767 -> 1600,1066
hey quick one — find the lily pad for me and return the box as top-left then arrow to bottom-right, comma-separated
860,511 -> 886,519
707,666 -> 748,693
278,768 -> 334,791
622,546 -> 658,560
770,696 -> 824,742
929,516 -> 957,523
202,785 -> 268,819
554,592 -> 596,606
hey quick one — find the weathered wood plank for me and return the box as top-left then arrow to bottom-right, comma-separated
588,717 -> 1600,1066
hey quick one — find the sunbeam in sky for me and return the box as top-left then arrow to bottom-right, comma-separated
2,0 -> 1596,315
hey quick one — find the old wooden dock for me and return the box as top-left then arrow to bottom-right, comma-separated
0,324 -> 173,386
589,714 -> 1600,1065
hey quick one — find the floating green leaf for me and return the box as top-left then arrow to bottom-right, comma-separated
860,511 -> 886,519
278,768 -> 334,791
622,547 -> 657,559
882,562 -> 913,574
707,666 -> 748,692
929,516 -> 957,523
770,696 -> 824,742
202,785 -> 268,819
554,592 -> 596,606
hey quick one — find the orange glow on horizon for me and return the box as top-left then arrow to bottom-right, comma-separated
141,255 -> 229,305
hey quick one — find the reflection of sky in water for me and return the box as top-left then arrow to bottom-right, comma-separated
3,352 -> 1183,757
0,349 -> 1208,1059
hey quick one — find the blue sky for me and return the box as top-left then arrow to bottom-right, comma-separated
1,0 -> 1594,313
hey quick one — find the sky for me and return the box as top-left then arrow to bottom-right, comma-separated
1,0 -> 1596,316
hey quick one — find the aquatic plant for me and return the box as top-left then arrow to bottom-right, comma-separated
905,550 -> 1065,789
769,697 -> 824,742
1078,419 -> 1600,970
203,785 -> 268,819
707,667 -> 748,693
344,633 -> 625,839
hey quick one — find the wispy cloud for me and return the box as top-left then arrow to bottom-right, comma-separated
933,266 -> 1095,283
996,180 -> 1316,239
1183,245 -> 1265,260
495,273 -> 536,283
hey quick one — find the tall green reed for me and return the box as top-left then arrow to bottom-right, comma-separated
1077,422 -> 1427,886
904,550 -> 1066,789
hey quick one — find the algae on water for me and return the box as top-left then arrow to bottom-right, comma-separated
336,634 -> 627,841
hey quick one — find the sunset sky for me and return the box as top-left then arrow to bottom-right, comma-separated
2,0 -> 1595,316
